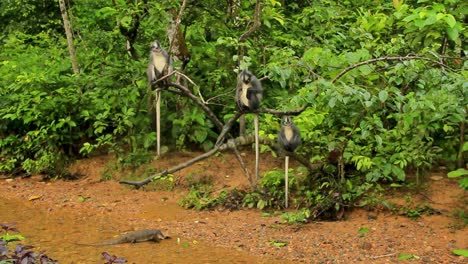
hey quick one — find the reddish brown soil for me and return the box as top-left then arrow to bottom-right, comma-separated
0,152 -> 466,263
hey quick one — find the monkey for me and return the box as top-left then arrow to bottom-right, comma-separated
147,40 -> 172,86
146,40 -> 172,156
277,115 -> 301,208
235,70 -> 263,180
236,70 -> 263,112
278,116 -> 301,153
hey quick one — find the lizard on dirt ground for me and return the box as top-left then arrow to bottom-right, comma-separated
77,229 -> 168,246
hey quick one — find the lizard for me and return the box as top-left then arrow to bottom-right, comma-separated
77,229 -> 168,246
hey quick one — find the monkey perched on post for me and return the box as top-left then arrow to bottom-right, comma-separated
278,115 -> 301,208
278,116 -> 301,152
147,40 -> 173,156
236,70 -> 263,181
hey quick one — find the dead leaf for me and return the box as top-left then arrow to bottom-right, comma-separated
430,176 -> 444,181
28,195 -> 42,201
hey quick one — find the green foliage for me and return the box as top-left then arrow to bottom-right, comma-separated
0,233 -> 24,243
397,253 -> 418,260
241,168 -> 298,210
0,29 -> 152,176
452,209 -> 468,228
267,240 -> 287,248
448,169 -> 468,190
452,249 -> 468,257
0,0 -> 466,218
397,195 -> 440,220
179,184 -> 227,210
149,173 -> 175,191
280,208 -> 310,224
358,227 -> 370,234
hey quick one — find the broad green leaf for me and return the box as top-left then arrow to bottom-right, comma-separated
0,233 -> 25,242
452,249 -> 468,257
257,199 -> 266,210
463,142 -> 468,152
398,253 -> 415,260
446,26 -> 459,41
194,129 -> 208,143
378,90 -> 388,102
459,177 -> 468,190
447,169 -> 468,178
268,240 -> 288,248
358,227 -> 369,234
444,14 -> 457,28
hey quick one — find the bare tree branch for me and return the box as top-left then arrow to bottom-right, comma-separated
261,105 -> 308,117
168,82 -> 224,130
120,147 -> 219,188
120,134 -> 321,188
166,82 -> 253,186
120,100 -> 311,189
238,0 -> 262,42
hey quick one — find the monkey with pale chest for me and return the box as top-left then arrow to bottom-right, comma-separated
278,116 -> 301,152
146,40 -> 172,85
236,70 -> 263,112
236,69 -> 263,180
146,40 -> 172,155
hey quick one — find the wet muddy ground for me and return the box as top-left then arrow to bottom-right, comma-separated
0,152 -> 466,263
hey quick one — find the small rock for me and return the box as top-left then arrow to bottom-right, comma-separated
422,256 -> 432,262
368,214 -> 377,220
360,242 -> 372,250
424,246 -> 433,253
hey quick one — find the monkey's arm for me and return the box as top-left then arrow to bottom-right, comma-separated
292,126 -> 301,146
246,88 -> 262,110
147,63 -> 157,84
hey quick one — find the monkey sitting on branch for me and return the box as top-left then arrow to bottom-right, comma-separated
235,70 -> 263,181
146,40 -> 173,156
278,115 -> 301,208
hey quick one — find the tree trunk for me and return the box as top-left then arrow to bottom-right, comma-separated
58,0 -> 79,76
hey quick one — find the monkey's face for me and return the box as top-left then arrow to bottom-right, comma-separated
240,70 -> 252,84
282,116 -> 293,126
150,41 -> 162,53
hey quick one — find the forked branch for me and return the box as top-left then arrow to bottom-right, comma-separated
120,133 -> 320,188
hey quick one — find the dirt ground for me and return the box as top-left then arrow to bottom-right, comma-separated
0,151 -> 466,263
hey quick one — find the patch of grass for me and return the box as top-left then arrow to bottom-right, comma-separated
179,184 -> 226,210
451,209 -> 468,229
398,195 -> 440,220
358,227 -> 370,234
280,209 -> 310,224
148,172 -> 175,191
267,240 -> 288,248
100,162 -> 120,181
